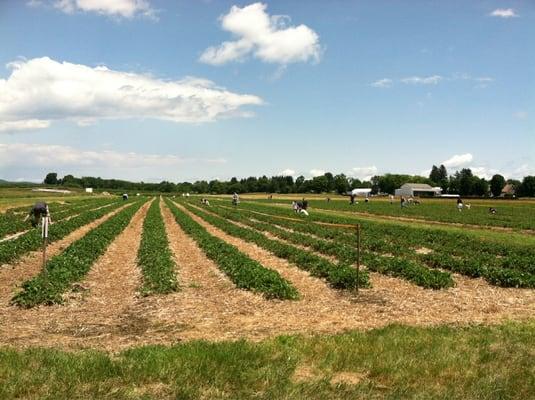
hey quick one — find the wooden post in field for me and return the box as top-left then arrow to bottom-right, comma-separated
356,223 -> 361,294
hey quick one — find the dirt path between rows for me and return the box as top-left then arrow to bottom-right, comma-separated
0,200 -> 533,351
0,201 -> 149,348
181,202 -> 344,302
0,203 -> 130,305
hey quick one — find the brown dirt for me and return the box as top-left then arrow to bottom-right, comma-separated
330,371 -> 368,386
0,199 -> 533,351
0,203 -> 130,304
0,201 -> 150,349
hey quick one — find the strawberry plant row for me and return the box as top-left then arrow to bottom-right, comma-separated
0,198 -> 119,239
226,201 -> 535,288
0,200 -> 127,265
180,201 -> 370,290
251,198 -> 535,230
165,199 -> 298,300
205,204 -> 453,289
12,200 -> 147,307
137,199 -> 178,295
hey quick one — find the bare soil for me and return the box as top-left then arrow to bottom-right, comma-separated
0,199 -> 533,352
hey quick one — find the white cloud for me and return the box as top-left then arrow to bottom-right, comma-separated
348,166 -> 378,181
0,57 -> 263,133
53,0 -> 157,19
469,166 -> 500,180
490,8 -> 518,18
0,119 -> 51,132
309,169 -> 325,177
0,143 -> 226,169
199,2 -> 321,65
513,111 -> 528,119
442,153 -> 473,168
371,78 -> 393,88
401,75 -> 443,85
278,168 -> 295,176
511,164 -> 535,178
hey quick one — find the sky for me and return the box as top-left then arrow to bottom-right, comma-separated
0,0 -> 533,183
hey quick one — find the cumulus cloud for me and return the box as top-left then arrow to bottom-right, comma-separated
199,2 -> 321,65
401,75 -> 443,85
0,143 -> 226,169
348,166 -> 378,181
442,153 -> 473,168
0,57 -> 263,133
53,0 -> 157,19
489,8 -> 518,18
309,169 -> 325,177
0,120 -> 51,132
371,78 -> 392,88
278,168 -> 296,176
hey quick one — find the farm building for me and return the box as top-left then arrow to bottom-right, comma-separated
349,188 -> 372,197
395,183 -> 442,197
501,183 -> 516,197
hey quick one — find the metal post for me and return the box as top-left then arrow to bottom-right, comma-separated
356,224 -> 361,294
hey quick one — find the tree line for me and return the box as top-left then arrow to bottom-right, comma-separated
42,167 -> 535,197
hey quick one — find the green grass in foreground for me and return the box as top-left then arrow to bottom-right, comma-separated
0,322 -> 534,399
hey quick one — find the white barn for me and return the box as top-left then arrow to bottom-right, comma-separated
394,183 -> 442,197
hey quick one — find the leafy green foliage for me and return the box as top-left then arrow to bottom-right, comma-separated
214,199 -> 535,288
0,200 -> 125,265
137,199 -> 178,295
12,201 -> 146,308
165,199 -> 298,300
181,201 -> 370,290
201,202 -> 452,289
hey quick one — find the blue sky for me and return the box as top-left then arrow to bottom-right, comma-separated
0,0 -> 533,183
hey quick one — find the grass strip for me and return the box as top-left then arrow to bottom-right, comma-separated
165,199 -> 298,300
181,201 -> 370,290
1,322 -> 533,399
137,199 -> 178,295
11,200 -> 146,307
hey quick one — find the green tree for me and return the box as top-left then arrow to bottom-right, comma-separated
44,172 -> 58,185
472,177 -> 489,197
518,176 -> 535,197
333,174 -> 350,194
489,174 -> 506,197
429,165 -> 440,185
458,168 -> 474,196
438,165 -> 448,191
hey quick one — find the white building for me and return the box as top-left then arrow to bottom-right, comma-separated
85,188 -> 93,193
349,188 -> 372,197
394,183 -> 442,197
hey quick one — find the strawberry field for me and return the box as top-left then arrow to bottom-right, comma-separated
0,194 -> 533,351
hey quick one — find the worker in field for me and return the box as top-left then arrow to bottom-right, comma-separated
457,197 -> 463,211
232,192 -> 240,206
24,202 -> 52,228
122,193 -> 129,201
